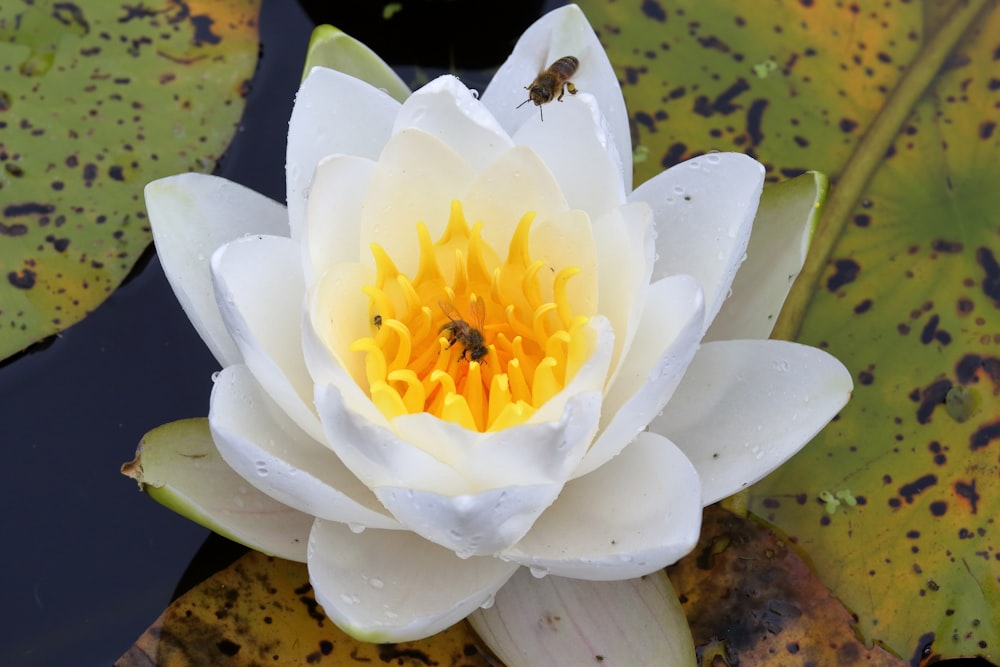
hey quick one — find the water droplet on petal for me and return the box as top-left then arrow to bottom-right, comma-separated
529,566 -> 549,579
340,593 -> 360,605
348,522 -> 366,534
254,461 -> 269,477
369,577 -> 384,590
480,593 -> 496,609
211,371 -> 221,383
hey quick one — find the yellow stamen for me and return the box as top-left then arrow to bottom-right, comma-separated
349,201 -> 592,432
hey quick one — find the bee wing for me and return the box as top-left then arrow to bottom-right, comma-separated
469,295 -> 487,329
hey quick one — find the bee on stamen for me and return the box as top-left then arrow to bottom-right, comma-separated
438,298 -> 488,363
516,55 -> 579,121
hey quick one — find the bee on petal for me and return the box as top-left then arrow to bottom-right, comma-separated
516,55 -> 579,120
438,298 -> 488,363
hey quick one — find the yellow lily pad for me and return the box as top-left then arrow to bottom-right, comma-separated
0,0 -> 260,360
115,550 -> 491,667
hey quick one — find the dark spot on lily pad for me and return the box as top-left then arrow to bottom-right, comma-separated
954,480 -> 980,513
826,259 -> 860,291
641,0 -> 667,22
975,247 -> 1000,308
898,474 -> 937,504
7,269 -> 37,289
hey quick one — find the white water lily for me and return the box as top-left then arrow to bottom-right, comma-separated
142,4 -> 851,644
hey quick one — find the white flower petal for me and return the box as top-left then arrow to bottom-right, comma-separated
463,145 -> 570,258
287,67 -> 400,239
592,202 -> 655,383
502,432 -> 702,580
304,155 -> 377,284
211,235 -> 324,442
359,129 -> 476,277
481,4 -> 631,191
469,569 -> 696,667
649,339 -> 854,505
529,207 -> 597,317
392,75 -> 514,171
146,174 -> 288,367
706,172 -> 825,341
573,275 -> 704,478
209,365 -> 401,530
393,394 -> 600,492
314,382 -> 469,493
631,152 -> 764,333
308,520 -> 518,642
375,484 -> 561,557
131,418 -> 312,562
513,94 -> 626,219
307,260 -> 376,403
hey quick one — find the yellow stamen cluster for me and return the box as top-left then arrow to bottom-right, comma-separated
350,201 -> 591,432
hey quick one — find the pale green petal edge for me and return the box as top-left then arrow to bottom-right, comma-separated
303,24 -> 410,102
121,418 -> 312,561
706,171 -> 829,342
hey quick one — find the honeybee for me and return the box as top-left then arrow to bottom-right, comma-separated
439,298 -> 488,363
517,56 -> 579,120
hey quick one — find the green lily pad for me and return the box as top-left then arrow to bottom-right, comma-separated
0,0 -> 261,361
580,0 -> 1000,660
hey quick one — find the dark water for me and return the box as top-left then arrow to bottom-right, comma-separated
0,2 -> 311,665
0,2 -> 544,665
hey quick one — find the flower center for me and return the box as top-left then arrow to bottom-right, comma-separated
350,201 -> 591,432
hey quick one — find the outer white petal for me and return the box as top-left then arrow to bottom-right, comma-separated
469,569 -> 696,667
375,484 -> 562,557
287,67 -> 400,239
573,275 -> 704,479
303,154 -> 376,284
146,174 -> 288,367
631,152 -> 764,334
481,4 -> 631,191
705,172 -> 825,341
308,520 -> 519,642
649,339 -> 854,505
211,235 -> 324,443
358,129 -> 476,277
592,202 -> 655,384
513,94 -> 626,219
209,365 -> 401,530
392,75 -> 514,171
502,432 -> 702,580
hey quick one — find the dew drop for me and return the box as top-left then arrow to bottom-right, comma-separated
369,577 -> 384,590
348,522 -> 366,534
705,153 -> 721,164
340,593 -> 360,605
772,359 -> 790,372
529,566 -> 549,579
480,593 -> 496,609
384,610 -> 398,619
254,460 -> 269,477
211,371 -> 221,383
672,184 -> 686,195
